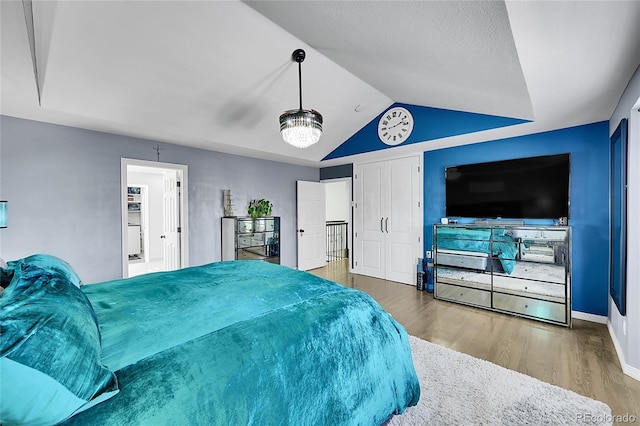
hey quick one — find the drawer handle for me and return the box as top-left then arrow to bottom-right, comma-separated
524,304 -> 528,309
524,286 -> 528,290
460,292 -> 464,296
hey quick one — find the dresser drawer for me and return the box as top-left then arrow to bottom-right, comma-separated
435,266 -> 491,290
497,259 -> 566,284
237,248 -> 265,260
436,283 -> 491,308
508,228 -> 567,241
237,235 -> 252,248
491,275 -> 567,302
436,251 -> 488,270
493,292 -> 567,324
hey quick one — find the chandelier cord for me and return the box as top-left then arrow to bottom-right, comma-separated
298,60 -> 303,111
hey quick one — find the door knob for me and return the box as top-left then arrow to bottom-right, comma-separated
160,235 -> 166,239
298,229 -> 305,233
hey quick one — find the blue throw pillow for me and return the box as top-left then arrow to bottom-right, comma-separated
7,254 -> 83,288
0,262 -> 118,425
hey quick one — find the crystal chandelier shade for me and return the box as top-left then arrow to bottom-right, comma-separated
279,49 -> 323,148
279,109 -> 323,149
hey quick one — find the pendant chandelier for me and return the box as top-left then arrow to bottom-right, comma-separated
279,49 -> 323,148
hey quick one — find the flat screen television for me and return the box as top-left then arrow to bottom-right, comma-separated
445,153 -> 570,219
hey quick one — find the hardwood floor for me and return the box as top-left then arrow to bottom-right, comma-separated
310,260 -> 640,423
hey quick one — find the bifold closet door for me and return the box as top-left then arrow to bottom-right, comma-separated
385,156 -> 421,284
356,161 -> 386,280
355,156 -> 421,285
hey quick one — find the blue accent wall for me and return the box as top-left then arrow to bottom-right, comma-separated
424,122 -> 610,316
323,103 -> 529,160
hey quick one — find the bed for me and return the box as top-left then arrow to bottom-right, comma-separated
0,255 -> 420,425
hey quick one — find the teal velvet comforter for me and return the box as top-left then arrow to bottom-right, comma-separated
436,227 -> 519,274
63,261 -> 420,425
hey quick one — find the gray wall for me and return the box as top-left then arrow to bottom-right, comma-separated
0,116 -> 318,283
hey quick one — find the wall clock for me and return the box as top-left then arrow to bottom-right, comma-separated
377,107 -> 414,145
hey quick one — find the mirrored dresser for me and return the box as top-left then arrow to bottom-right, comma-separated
433,224 -> 571,327
222,217 -> 280,264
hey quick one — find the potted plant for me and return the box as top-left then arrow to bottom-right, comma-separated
247,199 -> 272,219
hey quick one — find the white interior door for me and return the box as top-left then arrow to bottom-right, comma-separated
355,162 -> 386,279
297,181 -> 326,270
162,170 -> 181,271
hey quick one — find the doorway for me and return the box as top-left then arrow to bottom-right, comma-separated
121,159 -> 189,278
321,178 -> 352,271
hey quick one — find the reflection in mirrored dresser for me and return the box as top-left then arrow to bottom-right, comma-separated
433,224 -> 571,327
222,217 -> 280,264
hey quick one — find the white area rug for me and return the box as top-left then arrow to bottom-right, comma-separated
389,336 -> 613,425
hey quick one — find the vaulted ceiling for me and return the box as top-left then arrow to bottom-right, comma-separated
1,1 -> 639,167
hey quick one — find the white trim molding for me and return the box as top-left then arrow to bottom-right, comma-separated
572,311 -> 607,324
608,321 -> 640,382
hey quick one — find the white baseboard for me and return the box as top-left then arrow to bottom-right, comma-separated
607,321 -> 640,382
571,311 -> 607,324
573,312 -> 640,382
